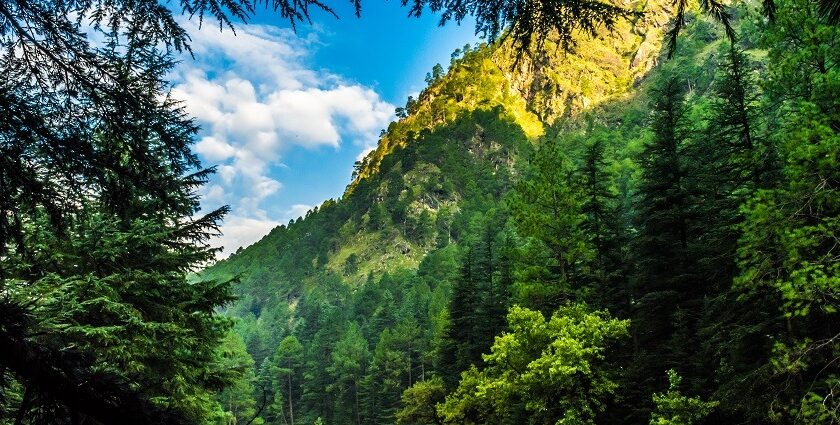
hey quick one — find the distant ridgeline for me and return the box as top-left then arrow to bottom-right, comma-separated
200,0 -> 840,423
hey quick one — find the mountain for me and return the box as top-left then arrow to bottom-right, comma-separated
200,1 -> 840,424
204,0 -> 673,290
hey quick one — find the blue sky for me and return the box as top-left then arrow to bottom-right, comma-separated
171,3 -> 480,256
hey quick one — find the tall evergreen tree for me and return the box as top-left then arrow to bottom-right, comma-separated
0,45 -> 236,425
689,44 -> 783,420
687,45 -> 766,293
628,75 -> 697,414
361,328 -> 410,425
269,336 -> 304,425
217,333 -> 263,425
510,137 -> 590,310
438,250 -> 482,388
579,137 -> 630,314
485,228 -> 515,343
327,323 -> 369,425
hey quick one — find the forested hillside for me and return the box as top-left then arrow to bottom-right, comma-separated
198,0 -> 839,423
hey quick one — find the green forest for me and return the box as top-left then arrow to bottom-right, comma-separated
1,0 -> 838,424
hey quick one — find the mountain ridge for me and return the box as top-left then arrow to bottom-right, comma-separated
207,0 -> 678,283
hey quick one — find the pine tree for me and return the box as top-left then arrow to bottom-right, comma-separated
0,45 -> 236,424
217,333 -> 263,425
485,228 -> 515,342
438,250 -> 482,387
510,137 -> 590,309
269,336 -> 304,425
362,329 -> 409,425
579,137 -> 630,313
628,75 -> 697,414
327,323 -> 369,425
689,45 -> 782,419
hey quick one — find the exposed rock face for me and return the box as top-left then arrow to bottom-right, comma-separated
499,0 -> 672,124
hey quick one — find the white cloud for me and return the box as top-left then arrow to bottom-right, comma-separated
195,136 -> 236,161
254,176 -> 283,199
202,184 -> 227,204
172,21 -> 394,257
356,146 -> 376,162
215,215 -> 282,256
217,165 -> 237,185
284,204 -> 314,221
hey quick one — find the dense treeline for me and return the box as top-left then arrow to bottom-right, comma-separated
202,1 -> 839,424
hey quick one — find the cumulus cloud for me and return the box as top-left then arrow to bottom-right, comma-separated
202,184 -> 227,204
215,215 -> 282,256
173,20 -> 394,256
195,136 -> 236,161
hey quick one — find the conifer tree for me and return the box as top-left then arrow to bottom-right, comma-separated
362,328 -> 410,425
0,43 -> 236,425
629,75 -> 697,413
510,137 -> 590,306
580,137 -> 629,312
269,336 -> 304,425
485,228 -> 515,342
438,249 -> 483,387
687,45 -> 765,292
327,323 -> 369,425
217,333 -> 263,425
689,45 -> 782,417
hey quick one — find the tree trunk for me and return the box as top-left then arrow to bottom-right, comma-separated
288,371 -> 295,425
